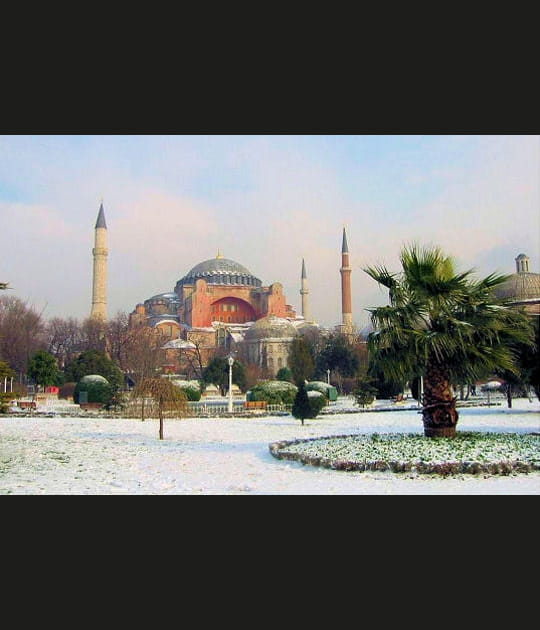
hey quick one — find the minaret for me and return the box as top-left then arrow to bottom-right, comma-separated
340,227 -> 353,332
90,202 -> 108,320
300,258 -> 310,322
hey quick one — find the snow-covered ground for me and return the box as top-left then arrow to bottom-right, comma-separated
1,397 -> 539,494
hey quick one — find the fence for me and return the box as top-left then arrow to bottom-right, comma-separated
122,400 -> 293,418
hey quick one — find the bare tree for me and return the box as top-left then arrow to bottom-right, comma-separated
80,317 -> 108,353
184,331 -> 213,379
131,377 -> 187,439
45,316 -> 83,369
0,295 -> 47,376
123,326 -> 167,385
106,311 -> 131,369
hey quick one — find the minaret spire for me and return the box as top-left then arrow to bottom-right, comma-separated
95,202 -> 107,229
342,226 -> 349,253
340,227 -> 353,333
300,258 -> 310,322
91,201 -> 108,320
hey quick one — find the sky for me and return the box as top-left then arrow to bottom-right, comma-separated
1,134 -> 538,329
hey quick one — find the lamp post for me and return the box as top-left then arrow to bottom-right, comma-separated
227,355 -> 234,413
327,369 -> 330,385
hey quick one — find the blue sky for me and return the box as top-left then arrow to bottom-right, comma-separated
1,134 -> 538,329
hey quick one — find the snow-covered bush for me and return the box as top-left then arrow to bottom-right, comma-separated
306,381 -> 329,396
172,380 -> 202,402
247,380 -> 298,404
74,375 -> 112,405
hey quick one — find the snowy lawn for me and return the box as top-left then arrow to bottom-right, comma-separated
0,397 -> 539,494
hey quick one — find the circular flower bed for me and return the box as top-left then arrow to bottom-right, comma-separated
269,432 -> 540,476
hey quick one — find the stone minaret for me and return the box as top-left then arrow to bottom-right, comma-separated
340,227 -> 353,332
300,258 -> 310,322
90,202 -> 108,320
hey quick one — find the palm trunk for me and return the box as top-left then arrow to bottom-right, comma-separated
422,358 -> 459,437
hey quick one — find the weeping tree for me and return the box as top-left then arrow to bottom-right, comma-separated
131,378 -> 188,440
364,244 -> 535,437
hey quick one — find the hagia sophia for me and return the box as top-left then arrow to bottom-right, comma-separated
90,203 -> 540,378
90,202 -> 354,377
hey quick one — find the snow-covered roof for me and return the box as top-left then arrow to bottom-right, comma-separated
79,374 -> 109,384
244,315 -> 299,340
171,379 -> 201,390
154,319 -> 180,327
162,339 -> 197,349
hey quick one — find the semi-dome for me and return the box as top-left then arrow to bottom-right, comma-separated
176,256 -> 262,288
244,315 -> 299,340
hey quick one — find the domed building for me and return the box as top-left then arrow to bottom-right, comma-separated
129,252 -> 305,377
130,252 -> 296,333
494,253 -> 540,316
92,206 -> 353,381
174,253 -> 295,327
242,315 -> 299,373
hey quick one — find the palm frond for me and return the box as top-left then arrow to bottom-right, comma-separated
363,265 -> 398,290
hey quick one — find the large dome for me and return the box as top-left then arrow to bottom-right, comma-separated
494,272 -> 540,301
244,315 -> 299,341
176,256 -> 262,287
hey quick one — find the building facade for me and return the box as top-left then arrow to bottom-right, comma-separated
494,253 -> 540,316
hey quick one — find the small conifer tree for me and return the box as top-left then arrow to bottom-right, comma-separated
353,376 -> 378,408
292,382 -> 312,426
289,337 -> 314,385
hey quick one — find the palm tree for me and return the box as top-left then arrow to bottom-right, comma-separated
364,244 -> 535,437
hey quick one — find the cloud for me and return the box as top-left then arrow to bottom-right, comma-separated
1,135 -> 538,329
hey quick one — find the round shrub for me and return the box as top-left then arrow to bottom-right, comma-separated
306,381 -> 337,401
172,380 -> 202,401
247,380 -> 298,405
74,374 -> 113,405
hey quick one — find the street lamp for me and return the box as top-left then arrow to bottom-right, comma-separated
227,355 -> 234,413
327,369 -> 330,385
